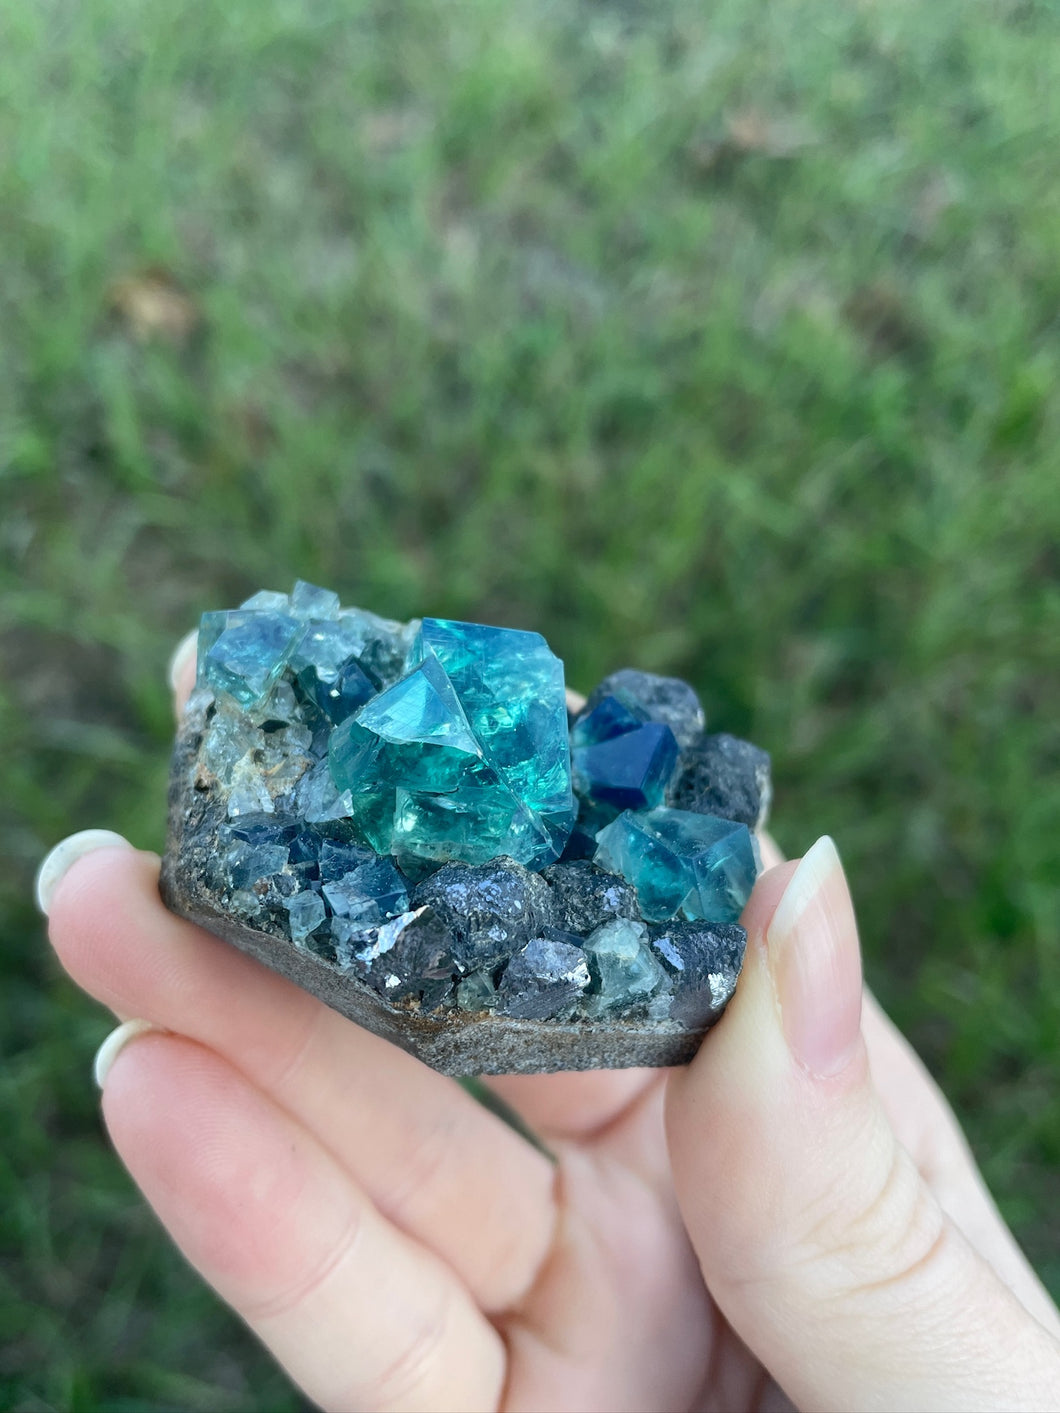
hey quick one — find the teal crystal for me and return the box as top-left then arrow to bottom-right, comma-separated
593,806 -> 761,924
328,620 -> 575,870
410,618 -> 575,851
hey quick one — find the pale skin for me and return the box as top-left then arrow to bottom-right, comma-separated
38,646 -> 1060,1412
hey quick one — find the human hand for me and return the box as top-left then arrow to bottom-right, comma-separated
37,638 -> 1060,1411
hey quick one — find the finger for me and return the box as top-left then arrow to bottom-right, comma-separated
667,839 -> 1060,1413
168,629 -> 198,717
485,1068 -> 666,1143
756,829 -> 785,870
680,827 -> 1059,1332
102,1030 -> 505,1412
47,844 -> 557,1313
861,990 -> 1060,1334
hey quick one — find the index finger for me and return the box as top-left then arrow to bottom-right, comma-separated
168,629 -> 198,717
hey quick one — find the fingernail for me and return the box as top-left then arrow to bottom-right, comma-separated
35,829 -> 132,916
167,628 -> 199,695
767,836 -> 862,1078
94,1019 -> 162,1089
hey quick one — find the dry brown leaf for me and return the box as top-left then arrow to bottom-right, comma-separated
108,267 -> 200,344
726,108 -> 816,157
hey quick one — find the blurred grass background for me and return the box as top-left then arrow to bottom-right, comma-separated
1,0 -> 1058,1405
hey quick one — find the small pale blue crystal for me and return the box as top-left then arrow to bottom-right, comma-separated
322,856 -> 409,924
224,840 -> 289,889
583,917 -> 667,1013
286,890 -> 327,943
290,579 -> 341,620
198,609 -> 303,708
593,807 -> 760,924
239,589 -> 292,613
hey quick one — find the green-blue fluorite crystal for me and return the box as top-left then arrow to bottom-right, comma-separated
593,806 -> 761,924
328,618 -> 575,870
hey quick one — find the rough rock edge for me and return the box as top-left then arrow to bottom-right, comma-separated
160,699 -> 716,1075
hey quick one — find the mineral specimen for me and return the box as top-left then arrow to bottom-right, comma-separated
161,580 -> 773,1074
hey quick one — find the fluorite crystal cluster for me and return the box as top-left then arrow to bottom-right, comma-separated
161,582 -> 772,1074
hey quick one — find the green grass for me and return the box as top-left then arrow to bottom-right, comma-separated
2,0 -> 1059,1404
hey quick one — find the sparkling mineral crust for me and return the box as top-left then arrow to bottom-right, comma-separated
160,583 -> 771,1075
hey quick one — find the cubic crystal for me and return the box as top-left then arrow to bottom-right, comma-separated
572,721 -> 680,812
290,579 -> 341,620
593,806 -> 760,924
321,856 -> 409,924
329,619 -> 574,870
286,890 -> 327,943
198,609 -> 303,708
583,917 -> 668,1014
570,694 -> 648,748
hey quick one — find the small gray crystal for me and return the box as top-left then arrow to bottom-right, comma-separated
542,859 -> 638,934
496,932 -> 591,1020
411,858 -> 553,973
649,920 -> 746,1027
667,732 -> 772,829
585,669 -> 706,750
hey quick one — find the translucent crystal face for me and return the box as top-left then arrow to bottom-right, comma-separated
329,618 -> 576,871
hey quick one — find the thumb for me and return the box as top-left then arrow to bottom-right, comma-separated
666,837 -> 1060,1413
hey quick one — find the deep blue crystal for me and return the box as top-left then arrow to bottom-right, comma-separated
572,721 -> 680,812
570,694 -> 648,748
583,669 -> 705,750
